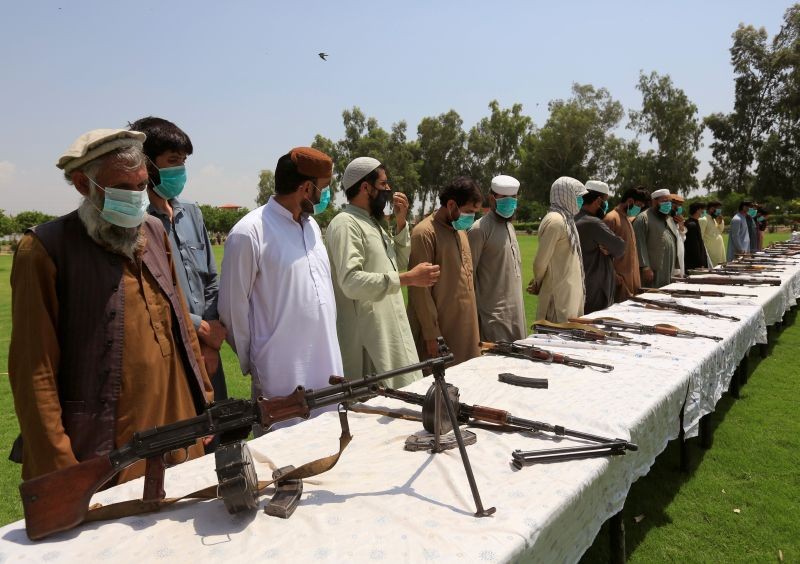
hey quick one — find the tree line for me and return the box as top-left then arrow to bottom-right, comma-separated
254,5 -> 800,222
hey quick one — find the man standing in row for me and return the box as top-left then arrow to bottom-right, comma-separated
408,177 -> 483,365
9,129 -> 213,481
727,200 -> 754,260
575,181 -> 625,314
468,175 -> 527,342
633,188 -> 679,288
132,117 -> 229,446
684,202 -> 709,270
603,187 -> 647,300
670,194 -> 687,276
326,157 -> 439,388
700,200 -> 725,266
530,177 -> 587,322
219,147 -> 342,427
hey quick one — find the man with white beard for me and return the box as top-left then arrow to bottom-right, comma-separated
8,129 -> 213,483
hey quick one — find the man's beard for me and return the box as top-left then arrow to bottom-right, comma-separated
78,188 -> 145,260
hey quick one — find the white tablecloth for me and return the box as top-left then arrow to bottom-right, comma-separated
1,261 -> 798,563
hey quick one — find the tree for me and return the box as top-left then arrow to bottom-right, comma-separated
13,211 -> 56,231
466,100 -> 533,191
628,71 -> 704,195
256,169 -> 275,207
517,83 -> 624,202
0,210 -> 16,236
416,110 -> 469,215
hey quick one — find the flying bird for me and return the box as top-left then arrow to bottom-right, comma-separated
318,52 -> 328,61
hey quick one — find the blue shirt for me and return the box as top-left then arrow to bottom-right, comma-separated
726,212 -> 750,261
148,198 -> 219,329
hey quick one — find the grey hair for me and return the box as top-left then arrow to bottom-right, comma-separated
64,145 -> 147,185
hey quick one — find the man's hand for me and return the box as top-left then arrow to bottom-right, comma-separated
393,192 -> 409,232
201,343 -> 220,376
198,319 -> 227,350
425,339 -> 441,359
400,262 -> 440,287
642,267 -> 654,283
527,279 -> 540,295
598,244 -> 610,256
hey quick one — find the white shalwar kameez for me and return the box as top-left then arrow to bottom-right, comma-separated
219,197 -> 343,426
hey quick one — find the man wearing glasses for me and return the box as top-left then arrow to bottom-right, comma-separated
8,129 -> 213,481
326,157 -> 439,388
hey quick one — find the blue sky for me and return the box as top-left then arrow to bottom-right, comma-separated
0,0 -> 794,214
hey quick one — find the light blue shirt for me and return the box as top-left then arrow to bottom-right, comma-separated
726,212 -> 750,261
148,198 -> 219,329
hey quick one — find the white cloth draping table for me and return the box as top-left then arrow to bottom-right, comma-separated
0,261 -> 798,563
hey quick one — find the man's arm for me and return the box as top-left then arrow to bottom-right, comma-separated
218,230 -> 259,376
632,215 -> 651,269
591,219 -> 626,258
327,218 -> 401,302
393,222 -> 411,272
467,221 -> 486,280
8,234 -> 79,479
407,226 -> 441,345
533,216 -> 559,283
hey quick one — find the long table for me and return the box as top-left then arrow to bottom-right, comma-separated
1,258 -> 798,563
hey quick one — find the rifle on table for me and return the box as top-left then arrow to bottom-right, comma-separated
629,295 -> 739,321
480,341 -> 614,372
532,320 -> 651,347
374,385 -> 638,466
687,268 -> 780,276
20,354 -> 453,541
570,317 -> 723,342
673,275 -> 781,287
640,287 -> 757,299
735,257 -> 797,265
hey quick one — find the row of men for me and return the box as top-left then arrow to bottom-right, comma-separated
530,179 -> 771,322
7,120 -> 529,481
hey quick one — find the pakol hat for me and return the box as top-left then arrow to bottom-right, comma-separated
57,129 -> 145,173
491,175 -> 520,196
342,157 -> 382,190
290,147 -> 333,179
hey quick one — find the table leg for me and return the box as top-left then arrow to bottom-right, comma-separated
609,510 -> 626,564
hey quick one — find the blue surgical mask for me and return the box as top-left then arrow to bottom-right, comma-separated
714,209 -> 722,217
601,200 -> 609,214
757,216 -> 765,223
495,197 -> 517,218
576,196 -> 584,209
90,179 -> 149,228
452,212 -> 475,231
658,202 -> 673,215
627,204 -> 641,217
747,208 -> 757,218
676,206 -> 683,216
702,210 -> 707,217
153,165 -> 187,200
313,186 -> 331,215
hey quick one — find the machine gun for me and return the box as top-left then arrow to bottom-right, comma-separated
480,341 -> 614,372
569,317 -> 723,341
531,320 -> 651,347
20,353 -> 455,540
673,275 -> 781,287
629,296 -> 740,321
374,385 -> 637,466
640,287 -> 757,299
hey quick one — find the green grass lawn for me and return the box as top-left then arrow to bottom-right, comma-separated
0,230 -> 796,561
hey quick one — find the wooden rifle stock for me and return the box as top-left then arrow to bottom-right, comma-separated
20,455 -> 117,540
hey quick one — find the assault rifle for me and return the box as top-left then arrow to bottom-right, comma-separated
687,268 -> 780,276
673,275 -> 781,287
570,317 -> 723,342
640,287 -> 757,299
480,341 -> 614,372
20,354 -> 453,540
629,296 -> 739,321
374,385 -> 638,466
532,320 -> 651,347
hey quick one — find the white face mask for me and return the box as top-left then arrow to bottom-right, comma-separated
88,178 -> 149,228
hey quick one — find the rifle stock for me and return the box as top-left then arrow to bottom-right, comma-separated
20,455 -> 116,540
